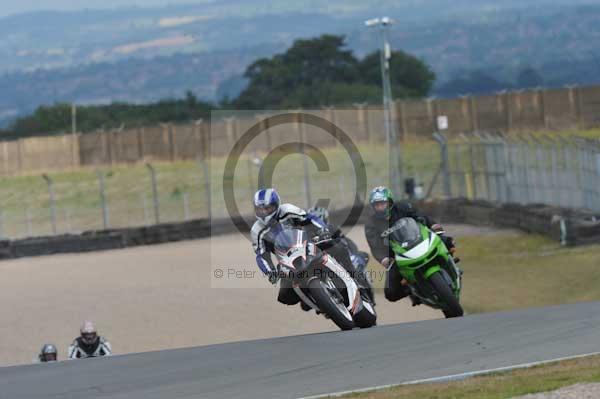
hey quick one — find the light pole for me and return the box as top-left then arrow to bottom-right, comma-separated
365,17 -> 403,198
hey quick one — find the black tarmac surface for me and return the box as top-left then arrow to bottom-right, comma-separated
2,301 -> 599,399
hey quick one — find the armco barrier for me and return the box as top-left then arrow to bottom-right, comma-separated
417,199 -> 599,246
0,199 -> 598,261
9,232 -> 124,259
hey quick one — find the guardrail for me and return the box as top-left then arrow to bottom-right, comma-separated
419,199 -> 600,246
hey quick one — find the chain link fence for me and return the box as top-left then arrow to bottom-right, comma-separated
4,129 -> 598,240
444,133 -> 600,213
0,109 -> 449,241
15,111 -> 600,240
0,161 -> 213,239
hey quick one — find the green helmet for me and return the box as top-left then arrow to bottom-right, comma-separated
369,186 -> 393,219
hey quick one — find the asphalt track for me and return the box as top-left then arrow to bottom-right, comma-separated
2,301 -> 600,399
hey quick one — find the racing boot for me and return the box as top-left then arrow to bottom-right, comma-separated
409,295 -> 422,307
400,278 -> 414,302
399,278 -> 420,306
449,247 -> 460,264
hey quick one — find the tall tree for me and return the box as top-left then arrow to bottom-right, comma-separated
234,34 -> 435,109
359,51 -> 436,98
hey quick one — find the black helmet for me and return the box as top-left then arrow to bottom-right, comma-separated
395,199 -> 415,216
39,344 -> 58,362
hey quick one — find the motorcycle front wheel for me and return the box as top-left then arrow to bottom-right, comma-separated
308,277 -> 355,330
429,271 -> 464,318
353,299 -> 377,328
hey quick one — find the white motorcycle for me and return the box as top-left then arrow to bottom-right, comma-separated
273,226 -> 377,330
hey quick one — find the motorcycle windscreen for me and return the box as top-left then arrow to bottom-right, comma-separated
389,217 -> 423,251
274,228 -> 308,270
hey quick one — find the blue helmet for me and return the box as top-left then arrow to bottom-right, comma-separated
253,188 -> 281,225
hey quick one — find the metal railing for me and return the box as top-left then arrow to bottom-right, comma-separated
443,132 -> 600,213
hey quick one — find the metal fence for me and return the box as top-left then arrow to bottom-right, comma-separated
7,111 -> 600,240
0,141 -> 439,240
4,129 -> 599,240
444,133 -> 600,213
0,161 -> 213,239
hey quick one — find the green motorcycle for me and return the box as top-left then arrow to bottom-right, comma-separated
384,217 -> 464,318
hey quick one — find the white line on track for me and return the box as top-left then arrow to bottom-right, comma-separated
298,351 -> 600,399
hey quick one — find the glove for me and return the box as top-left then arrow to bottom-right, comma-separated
267,270 -> 279,285
431,224 -> 446,235
381,257 -> 393,271
313,228 -> 332,244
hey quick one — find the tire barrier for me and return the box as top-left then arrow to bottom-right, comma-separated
0,198 -> 598,261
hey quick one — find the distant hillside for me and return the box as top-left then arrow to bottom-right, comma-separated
2,0 -> 600,125
0,0 -> 588,74
372,4 -> 600,84
0,44 -> 279,125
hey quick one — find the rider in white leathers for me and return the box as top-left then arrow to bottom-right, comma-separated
68,321 -> 112,359
251,188 -> 353,307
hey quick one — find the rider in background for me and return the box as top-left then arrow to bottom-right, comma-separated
68,321 -> 112,359
307,206 -> 374,301
251,188 -> 354,309
364,186 -> 457,304
37,344 -> 58,363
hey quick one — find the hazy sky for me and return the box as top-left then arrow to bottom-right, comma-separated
0,0 -> 214,18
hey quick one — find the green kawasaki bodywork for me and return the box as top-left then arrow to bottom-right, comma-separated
389,222 -> 462,309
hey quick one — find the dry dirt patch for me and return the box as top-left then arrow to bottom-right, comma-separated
0,224 -> 442,366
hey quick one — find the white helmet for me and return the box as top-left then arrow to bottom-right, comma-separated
80,321 -> 98,345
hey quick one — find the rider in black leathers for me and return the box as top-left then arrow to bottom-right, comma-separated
307,206 -> 375,302
364,186 -> 456,303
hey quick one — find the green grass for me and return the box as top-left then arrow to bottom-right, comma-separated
0,140 -> 442,239
353,221 -> 600,399
536,128 -> 600,140
458,232 -> 600,313
3,125 -> 596,239
342,355 -> 600,399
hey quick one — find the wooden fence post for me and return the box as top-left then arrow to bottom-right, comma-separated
576,86 -> 585,130
168,124 -> 176,161
16,139 -> 24,173
469,96 -> 479,132
136,127 -> 144,161
398,100 -> 409,141
539,89 -> 547,130
505,92 -> 513,133
567,86 -> 578,130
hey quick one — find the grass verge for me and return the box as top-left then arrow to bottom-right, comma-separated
458,231 -> 600,313
359,229 -> 600,399
340,354 -> 600,399
0,140 -> 441,238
